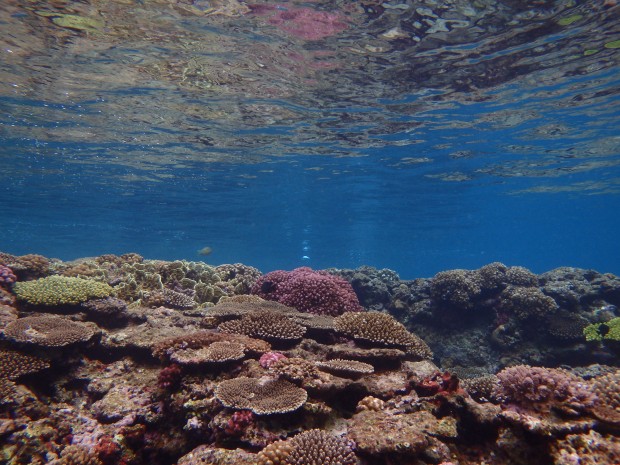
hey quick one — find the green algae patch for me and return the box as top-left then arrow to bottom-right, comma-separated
13,275 -> 113,306
583,49 -> 599,56
604,40 -> 620,49
557,15 -> 583,26
584,317 -> 620,342
50,14 -> 105,34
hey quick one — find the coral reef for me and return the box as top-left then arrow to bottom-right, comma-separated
0,252 -> 619,465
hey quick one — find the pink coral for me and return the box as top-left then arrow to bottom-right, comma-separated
259,351 -> 287,369
0,265 -> 16,286
250,4 -> 348,40
251,267 -> 363,316
225,410 -> 254,436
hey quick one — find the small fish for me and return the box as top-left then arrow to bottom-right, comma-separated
197,246 -> 213,256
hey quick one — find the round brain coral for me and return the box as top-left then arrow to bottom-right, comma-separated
13,275 -> 113,306
251,267 -> 363,316
3,315 -> 97,347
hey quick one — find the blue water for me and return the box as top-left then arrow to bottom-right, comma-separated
1,0 -> 619,279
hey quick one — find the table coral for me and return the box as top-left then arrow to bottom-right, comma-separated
4,315 -> 98,347
334,311 -> 433,360
252,267 -> 363,316
0,348 -> 50,379
218,310 -> 306,342
214,377 -> 308,415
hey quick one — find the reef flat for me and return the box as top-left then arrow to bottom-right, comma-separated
0,252 -> 619,465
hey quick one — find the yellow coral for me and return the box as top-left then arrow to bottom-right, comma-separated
13,275 -> 113,305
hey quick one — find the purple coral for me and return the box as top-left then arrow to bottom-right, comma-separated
494,365 -> 595,413
259,351 -> 287,369
251,267 -> 363,316
0,265 -> 16,287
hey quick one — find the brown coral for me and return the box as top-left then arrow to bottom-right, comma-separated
430,269 -> 481,309
256,429 -> 357,465
218,311 -> 306,342
169,341 -> 246,365
546,312 -> 589,340
493,365 -> 594,414
316,359 -> 374,377
54,445 -> 103,465
143,288 -> 195,309
549,430 -> 620,465
214,377 -> 308,415
333,312 -> 432,360
214,263 -> 262,294
589,369 -> 620,425
505,266 -> 538,287
0,349 -> 50,379
0,253 -> 51,280
0,377 -> 17,404
270,357 -> 323,384
499,285 -> 559,320
151,330 -> 270,362
461,375 -> 499,403
3,316 -> 97,347
208,298 -> 299,320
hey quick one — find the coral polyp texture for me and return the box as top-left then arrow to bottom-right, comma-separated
493,365 -> 595,413
316,359 -> 374,377
13,275 -> 113,306
1,252 -> 620,465
217,310 -> 306,342
251,267 -> 363,316
256,429 -> 357,465
0,349 -> 50,379
3,315 -> 97,346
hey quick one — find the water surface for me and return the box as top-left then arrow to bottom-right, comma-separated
1,0 -> 619,277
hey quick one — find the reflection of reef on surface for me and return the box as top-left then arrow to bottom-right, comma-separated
1,0 -> 618,190
0,251 -> 619,464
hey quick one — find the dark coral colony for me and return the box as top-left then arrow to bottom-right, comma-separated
0,252 -> 619,465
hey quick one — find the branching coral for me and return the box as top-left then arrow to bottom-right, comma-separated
252,267 -> 363,316
256,429 -> 356,465
493,365 -> 594,414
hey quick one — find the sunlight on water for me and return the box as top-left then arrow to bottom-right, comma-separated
0,0 -> 619,277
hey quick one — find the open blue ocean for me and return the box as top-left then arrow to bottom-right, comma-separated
1,0 -> 619,278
